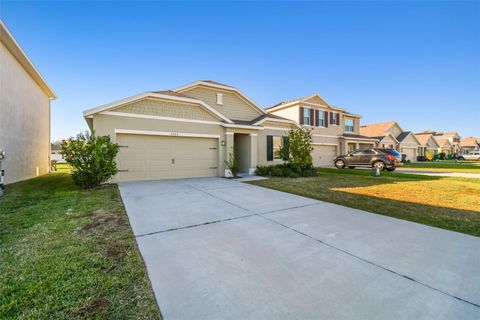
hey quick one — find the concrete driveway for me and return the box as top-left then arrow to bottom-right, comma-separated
119,178 -> 480,320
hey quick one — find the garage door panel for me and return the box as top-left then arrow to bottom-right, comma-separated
312,145 -> 337,167
116,134 -> 219,181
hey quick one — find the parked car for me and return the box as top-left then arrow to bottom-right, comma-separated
334,148 -> 403,171
457,151 -> 480,161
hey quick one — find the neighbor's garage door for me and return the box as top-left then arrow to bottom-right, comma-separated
403,148 -> 416,162
116,134 -> 219,181
312,145 -> 337,167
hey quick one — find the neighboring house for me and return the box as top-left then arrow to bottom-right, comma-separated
83,80 -> 298,182
414,133 -> 440,158
0,20 -> 56,184
50,144 -> 65,163
434,137 -> 454,156
360,121 -> 421,162
460,137 -> 480,155
265,94 -> 378,166
420,131 -> 461,154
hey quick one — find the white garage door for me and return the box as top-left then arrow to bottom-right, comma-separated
116,134 -> 219,181
402,148 -> 416,162
312,145 -> 337,167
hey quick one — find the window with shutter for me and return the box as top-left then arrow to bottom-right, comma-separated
324,111 -> 329,127
267,136 -> 273,161
299,107 -> 304,125
310,109 -> 314,126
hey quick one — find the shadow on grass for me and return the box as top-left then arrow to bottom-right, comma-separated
250,168 -> 480,237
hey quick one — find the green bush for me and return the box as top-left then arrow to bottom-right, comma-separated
61,131 -> 120,188
439,152 -> 446,160
255,163 -> 316,177
280,127 -> 313,171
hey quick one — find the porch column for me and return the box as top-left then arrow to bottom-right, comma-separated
249,133 -> 258,175
225,132 -> 234,176
356,142 -> 359,149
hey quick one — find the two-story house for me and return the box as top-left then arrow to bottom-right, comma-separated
360,121 -> 421,162
83,80 -> 298,181
265,94 -> 378,166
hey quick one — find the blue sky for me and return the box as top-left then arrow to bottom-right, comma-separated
1,1 -> 479,141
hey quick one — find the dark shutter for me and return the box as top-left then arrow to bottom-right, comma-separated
325,111 -> 329,127
267,135 -> 273,161
336,113 -> 340,125
281,136 -> 289,160
315,110 -> 319,126
330,112 -> 334,124
310,109 -> 314,126
299,107 -> 304,125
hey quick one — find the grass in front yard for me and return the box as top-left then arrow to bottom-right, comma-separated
249,168 -> 480,237
0,171 -> 160,319
400,161 -> 480,174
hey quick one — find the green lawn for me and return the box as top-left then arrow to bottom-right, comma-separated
400,161 -> 480,174
249,168 -> 480,237
0,168 -> 161,319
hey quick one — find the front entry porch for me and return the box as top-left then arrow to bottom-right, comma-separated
225,130 -> 258,176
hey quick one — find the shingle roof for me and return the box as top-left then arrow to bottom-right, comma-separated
266,94 -> 313,110
341,133 -> 380,140
460,137 -> 480,147
152,90 -> 193,99
396,131 -> 411,142
360,121 -> 396,137
200,80 -> 234,88
415,133 -> 434,146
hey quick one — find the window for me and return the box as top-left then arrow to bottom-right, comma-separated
216,93 -> 223,105
267,135 -> 284,161
317,111 -> 325,127
330,112 -> 340,125
303,108 -> 310,125
273,136 -> 282,160
362,150 -> 375,155
345,118 -> 354,132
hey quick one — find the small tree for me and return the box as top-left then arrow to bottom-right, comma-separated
280,127 -> 313,172
61,131 -> 120,188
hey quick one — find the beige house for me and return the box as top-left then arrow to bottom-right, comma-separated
265,94 -> 378,166
435,137 -> 454,155
84,80 -> 298,182
0,20 -> 56,184
360,121 -> 421,162
460,137 -> 480,155
415,133 -> 440,158
419,131 -> 461,154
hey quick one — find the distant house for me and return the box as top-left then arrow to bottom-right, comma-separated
420,131 -> 461,155
0,20 -> 56,184
50,144 -> 65,163
414,133 -> 440,158
435,137 -> 454,156
360,121 -> 421,162
460,137 -> 480,155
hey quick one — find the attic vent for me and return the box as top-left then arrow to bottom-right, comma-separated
216,93 -> 223,105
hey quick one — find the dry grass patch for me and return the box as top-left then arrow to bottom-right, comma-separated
332,179 -> 480,212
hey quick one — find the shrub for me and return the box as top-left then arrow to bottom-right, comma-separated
61,131 -> 120,188
279,127 -> 314,171
439,152 -> 446,160
255,163 -> 316,177
225,150 -> 239,177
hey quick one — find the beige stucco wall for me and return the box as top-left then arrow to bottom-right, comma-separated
179,85 -> 263,121
0,41 -> 51,184
257,127 -> 290,166
399,134 -> 420,148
